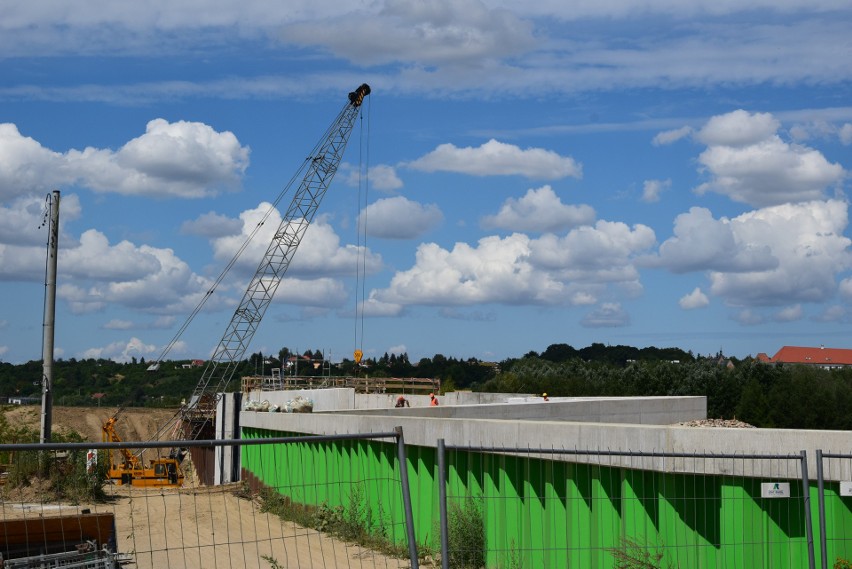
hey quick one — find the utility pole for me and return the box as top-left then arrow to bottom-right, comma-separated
40,190 -> 60,444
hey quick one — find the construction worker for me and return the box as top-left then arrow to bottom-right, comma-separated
395,395 -> 410,408
429,393 -> 439,406
542,393 -> 549,401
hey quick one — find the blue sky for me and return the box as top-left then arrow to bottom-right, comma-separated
1,0 -> 852,365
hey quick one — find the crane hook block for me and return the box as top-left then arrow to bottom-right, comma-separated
348,83 -> 371,107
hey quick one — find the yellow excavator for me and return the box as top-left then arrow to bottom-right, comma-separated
102,410 -> 185,487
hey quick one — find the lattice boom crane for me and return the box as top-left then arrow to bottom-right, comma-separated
182,83 -> 371,439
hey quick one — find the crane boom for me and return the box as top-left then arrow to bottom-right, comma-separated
182,83 -> 370,439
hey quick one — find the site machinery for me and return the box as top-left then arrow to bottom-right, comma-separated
102,410 -> 184,487
176,83 -> 371,441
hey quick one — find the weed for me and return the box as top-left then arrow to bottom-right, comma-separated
250,481 -> 412,561
447,495 -> 486,569
262,554 -> 283,568
609,537 -> 676,569
1,427 -> 107,503
835,557 -> 852,569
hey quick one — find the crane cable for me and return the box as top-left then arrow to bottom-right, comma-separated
151,109 -> 350,367
354,96 -> 371,364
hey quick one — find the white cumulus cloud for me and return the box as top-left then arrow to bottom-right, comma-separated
81,337 -> 158,363
272,277 -> 348,308
652,201 -> 852,307
679,288 -> 709,309
481,185 -> 595,232
181,211 -> 243,238
367,165 -> 404,192
708,200 -> 852,306
693,110 -> 845,207
0,120 -> 249,200
641,179 -> 670,203
212,204 -> 383,279
0,193 -> 79,247
371,220 -> 654,309
648,207 -> 777,273
407,139 -> 582,180
360,196 -> 443,239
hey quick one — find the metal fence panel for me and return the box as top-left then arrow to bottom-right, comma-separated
816,450 -> 852,569
438,443 -> 815,569
0,433 -> 417,569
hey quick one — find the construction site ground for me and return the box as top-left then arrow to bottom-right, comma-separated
0,406 -> 410,569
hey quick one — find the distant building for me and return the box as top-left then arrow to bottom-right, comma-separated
759,345 -> 852,370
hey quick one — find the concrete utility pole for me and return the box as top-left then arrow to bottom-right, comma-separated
40,190 -> 60,444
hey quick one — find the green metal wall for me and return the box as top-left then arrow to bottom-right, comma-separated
241,427 -> 851,568
241,427 -> 417,546
822,482 -> 852,567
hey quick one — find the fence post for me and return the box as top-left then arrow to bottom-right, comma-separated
801,450 -> 816,569
395,426 -> 420,569
438,439 -> 449,569
816,449 -> 828,569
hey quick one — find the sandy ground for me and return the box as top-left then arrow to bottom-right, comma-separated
1,406 -> 414,569
3,405 -> 179,443
2,484 -> 410,569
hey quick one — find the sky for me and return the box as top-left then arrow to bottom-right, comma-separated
1,0 -> 852,366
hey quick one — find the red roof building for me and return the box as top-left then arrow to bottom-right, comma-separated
763,345 -> 852,369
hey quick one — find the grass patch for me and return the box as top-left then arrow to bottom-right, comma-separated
251,481 -> 414,560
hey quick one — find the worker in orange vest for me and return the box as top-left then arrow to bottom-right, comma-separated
429,393 -> 439,406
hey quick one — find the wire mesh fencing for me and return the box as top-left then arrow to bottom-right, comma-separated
437,441 -> 816,569
0,432 -> 419,569
816,450 -> 852,569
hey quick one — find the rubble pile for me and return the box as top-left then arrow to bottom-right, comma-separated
676,418 -> 756,428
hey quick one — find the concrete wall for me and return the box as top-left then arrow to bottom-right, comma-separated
239,409 -> 852,480
243,387 -> 354,412
213,392 -> 242,484
242,389 -> 533,411
328,396 -> 706,425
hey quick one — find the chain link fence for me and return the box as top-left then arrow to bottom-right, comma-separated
437,441 -> 816,569
816,450 -> 852,569
4,433 -> 852,569
0,431 -> 419,569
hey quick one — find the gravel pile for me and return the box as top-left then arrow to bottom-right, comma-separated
676,418 -> 756,428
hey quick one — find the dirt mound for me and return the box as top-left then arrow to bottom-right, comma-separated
3,406 -> 180,442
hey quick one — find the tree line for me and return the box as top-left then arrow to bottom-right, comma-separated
1,342 -> 850,430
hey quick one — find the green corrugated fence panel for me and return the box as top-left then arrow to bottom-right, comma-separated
620,469 -> 662,565
823,483 -> 852,565
567,462 -> 594,568
592,462 -> 622,568
240,428 -> 830,569
240,428 -> 411,548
